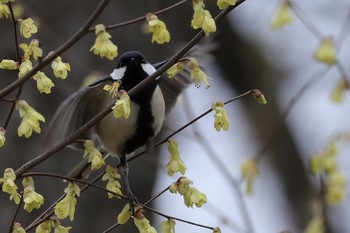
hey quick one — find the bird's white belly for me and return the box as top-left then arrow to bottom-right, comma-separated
97,101 -> 140,156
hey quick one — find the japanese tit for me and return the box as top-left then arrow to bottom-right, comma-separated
45,45 -> 213,204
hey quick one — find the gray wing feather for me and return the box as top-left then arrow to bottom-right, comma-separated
43,78 -> 112,151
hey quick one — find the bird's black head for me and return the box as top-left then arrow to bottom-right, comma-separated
116,51 -> 147,69
109,51 -> 157,93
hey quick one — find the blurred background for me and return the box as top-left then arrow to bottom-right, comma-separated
0,0 -> 349,232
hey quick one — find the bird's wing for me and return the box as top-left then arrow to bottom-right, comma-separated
155,42 -> 216,115
43,76 -> 114,151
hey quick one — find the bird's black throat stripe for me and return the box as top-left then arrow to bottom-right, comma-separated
123,82 -> 158,154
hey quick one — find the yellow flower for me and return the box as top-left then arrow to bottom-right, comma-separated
309,140 -> 338,175
103,81 -> 120,98
330,78 -> 348,103
170,177 -> 207,208
0,168 -> 21,204
18,60 -> 32,78
0,3 -> 10,19
304,216 -> 324,233
240,159 -> 259,194
33,71 -> 55,94
51,56 -> 71,79
0,127 -> 5,148
0,59 -> 18,70
270,1 -> 294,29
183,187 -> 207,208
217,0 -> 236,10
134,216 -> 157,233
212,102 -> 230,132
1,0 -> 15,3
117,203 -> 131,224
18,17 -> 37,38
326,171 -> 346,204
16,100 -> 45,138
252,89 -> 267,104
146,14 -> 170,44
314,37 -> 337,65
54,183 -> 80,221
90,24 -> 118,60
187,58 -> 210,88
102,165 -> 122,199
161,219 -> 175,233
35,221 -> 51,233
83,140 -> 105,170
213,227 -> 221,233
112,91 -> 131,119
23,186 -> 44,212
12,222 -> 26,233
54,225 -> 72,233
191,0 -> 216,36
20,39 -> 43,61
166,62 -> 185,78
166,139 -> 187,176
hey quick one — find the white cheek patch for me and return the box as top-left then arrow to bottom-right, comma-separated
141,63 -> 157,77
110,67 -> 126,80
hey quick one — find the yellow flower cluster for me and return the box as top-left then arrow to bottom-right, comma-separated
187,58 -> 210,88
167,59 -> 211,88
0,2 -> 10,19
83,140 -> 105,171
309,140 -> 346,204
240,159 -> 259,194
169,177 -> 207,208
117,203 -> 131,224
12,222 -> 26,233
33,71 -> 55,94
217,0 -> 236,10
51,56 -> 71,79
112,91 -> 131,119
18,18 -> 37,38
102,165 -> 122,199
166,139 -> 187,176
0,127 -> 5,148
191,0 -> 216,36
134,208 -> 157,233
330,78 -> 348,103
161,219 -> 176,233
20,39 -> 43,61
166,61 -> 185,78
314,37 -> 337,65
90,24 -> 118,60
104,81 -> 120,98
35,219 -> 72,233
16,100 -> 45,138
18,60 -> 32,78
146,14 -> 170,44
0,168 -> 21,204
0,59 -> 18,70
54,182 -> 80,221
211,102 -> 230,132
270,1 -> 294,29
22,177 -> 44,212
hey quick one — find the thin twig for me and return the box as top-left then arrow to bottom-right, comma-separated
0,0 -> 111,100
90,0 -> 190,32
183,92 -> 252,233
3,3 -> 23,129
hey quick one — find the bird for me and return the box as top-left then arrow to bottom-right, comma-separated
44,45 -> 214,210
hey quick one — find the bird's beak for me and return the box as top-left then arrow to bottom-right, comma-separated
130,58 -> 137,68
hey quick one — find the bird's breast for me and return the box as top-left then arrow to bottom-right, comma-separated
96,85 -> 165,156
